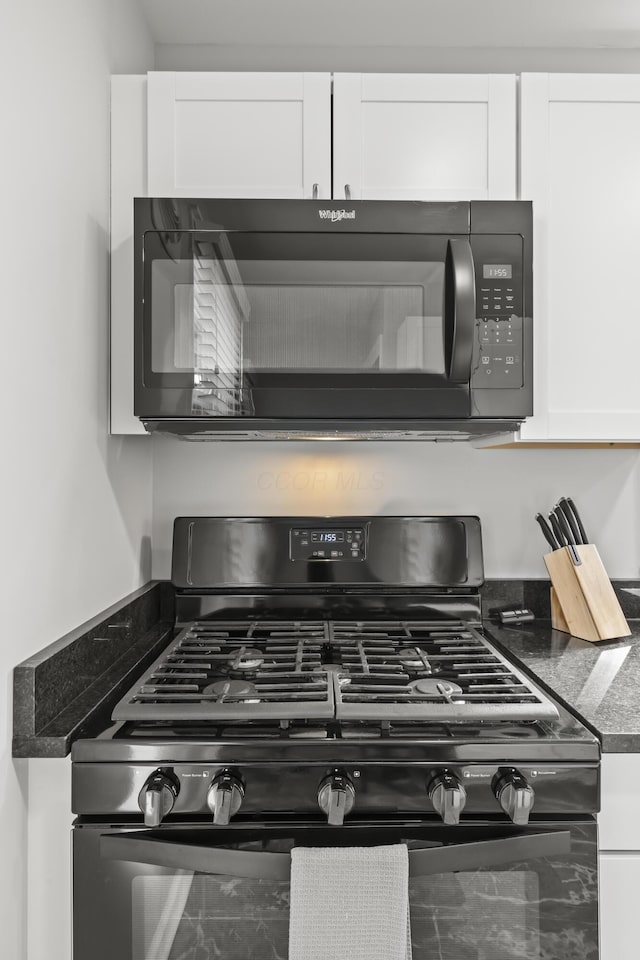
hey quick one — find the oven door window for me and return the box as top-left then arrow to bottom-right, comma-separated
74,822 -> 598,960
142,231 -> 472,419
132,870 -> 288,959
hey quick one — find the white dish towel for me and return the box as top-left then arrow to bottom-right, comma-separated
288,844 -> 412,960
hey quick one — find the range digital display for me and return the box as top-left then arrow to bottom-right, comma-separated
290,527 -> 364,561
311,531 -> 344,543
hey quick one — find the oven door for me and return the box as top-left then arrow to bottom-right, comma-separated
73,819 -> 598,960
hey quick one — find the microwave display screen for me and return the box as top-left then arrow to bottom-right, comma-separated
483,264 -> 513,279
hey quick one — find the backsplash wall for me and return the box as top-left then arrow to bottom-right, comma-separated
151,440 -> 640,579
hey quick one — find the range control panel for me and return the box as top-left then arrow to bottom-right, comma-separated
72,761 -> 599,820
290,527 -> 366,561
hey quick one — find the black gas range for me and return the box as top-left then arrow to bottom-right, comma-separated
71,517 -> 600,960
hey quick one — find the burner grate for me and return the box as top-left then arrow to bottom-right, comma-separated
111,618 -> 558,723
330,620 -> 558,721
112,621 -> 334,721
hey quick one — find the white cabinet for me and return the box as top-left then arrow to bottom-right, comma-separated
333,73 -> 516,201
600,855 -> 640,960
147,72 -> 331,199
598,753 -> 640,960
145,71 -> 517,204
26,758 -> 72,960
518,74 -> 640,443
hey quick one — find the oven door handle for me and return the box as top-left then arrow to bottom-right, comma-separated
100,828 -> 571,881
408,829 -> 571,876
101,832 -> 292,880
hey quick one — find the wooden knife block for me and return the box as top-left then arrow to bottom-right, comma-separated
544,544 -> 631,643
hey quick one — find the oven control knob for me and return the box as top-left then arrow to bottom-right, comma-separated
493,769 -> 535,825
318,772 -> 356,825
428,771 -> 467,825
207,771 -> 245,825
138,770 -> 179,827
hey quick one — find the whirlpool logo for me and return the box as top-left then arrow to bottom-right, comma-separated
318,209 -> 356,222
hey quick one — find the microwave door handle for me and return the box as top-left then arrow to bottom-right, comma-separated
100,832 -> 291,881
443,238 -> 476,383
408,829 -> 571,878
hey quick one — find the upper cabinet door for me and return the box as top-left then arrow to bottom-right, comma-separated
332,74 -> 516,201
519,74 -> 640,442
147,72 -> 331,199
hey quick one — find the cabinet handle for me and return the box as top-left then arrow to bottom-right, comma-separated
344,184 -> 352,200
312,183 -> 319,199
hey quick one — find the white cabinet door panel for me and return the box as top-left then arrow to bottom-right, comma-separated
599,854 -> 640,960
599,753 -> 640,850
519,73 -> 640,442
599,754 -> 640,960
333,74 -> 516,201
148,72 -> 331,199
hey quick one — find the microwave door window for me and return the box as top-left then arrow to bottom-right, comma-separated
240,260 -> 445,376
150,237 -> 249,414
142,230 -> 472,419
147,232 -> 448,379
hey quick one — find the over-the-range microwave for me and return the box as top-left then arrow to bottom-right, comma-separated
134,198 -> 532,440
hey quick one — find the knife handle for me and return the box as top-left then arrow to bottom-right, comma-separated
566,497 -> 589,544
550,510 -> 582,565
535,513 -> 560,551
548,511 -> 565,547
556,498 -> 583,545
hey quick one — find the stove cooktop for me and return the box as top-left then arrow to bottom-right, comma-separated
72,518 -> 600,825
112,618 -> 560,725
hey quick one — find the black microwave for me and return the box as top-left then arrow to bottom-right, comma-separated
134,198 -> 532,440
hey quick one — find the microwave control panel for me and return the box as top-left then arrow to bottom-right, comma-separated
471,315 -> 524,389
471,235 -> 524,389
290,527 -> 365,561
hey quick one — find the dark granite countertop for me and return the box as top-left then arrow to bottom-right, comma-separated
12,578 -> 640,757
481,580 -> 640,752
12,581 -> 175,757
486,621 -> 640,752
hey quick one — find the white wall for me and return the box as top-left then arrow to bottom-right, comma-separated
0,3 -> 154,958
155,43 -> 640,74
152,440 -> 640,580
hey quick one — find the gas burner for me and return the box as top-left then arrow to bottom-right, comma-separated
410,678 -> 465,701
226,647 -> 265,671
397,647 -> 433,673
203,680 -> 258,701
